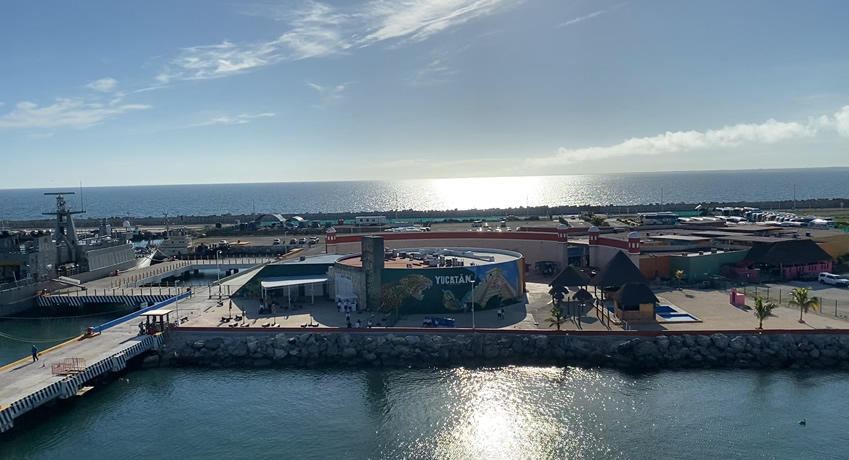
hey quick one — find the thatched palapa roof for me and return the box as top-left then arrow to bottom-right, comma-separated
744,239 -> 832,266
591,251 -> 647,288
569,288 -> 594,303
614,283 -> 658,305
550,265 -> 592,287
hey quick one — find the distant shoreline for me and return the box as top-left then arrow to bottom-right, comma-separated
5,197 -> 848,229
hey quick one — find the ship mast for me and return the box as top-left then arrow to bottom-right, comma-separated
43,192 -> 85,246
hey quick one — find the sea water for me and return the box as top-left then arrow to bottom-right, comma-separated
1,366 -> 847,459
2,168 -> 848,220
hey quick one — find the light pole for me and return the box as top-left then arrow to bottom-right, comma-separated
469,275 -> 476,329
216,250 -> 222,283
174,280 -> 181,327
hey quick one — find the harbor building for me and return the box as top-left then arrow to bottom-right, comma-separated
334,245 -> 525,316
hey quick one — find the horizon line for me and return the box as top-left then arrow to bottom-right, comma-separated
2,165 -> 848,191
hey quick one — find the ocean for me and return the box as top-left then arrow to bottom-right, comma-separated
1,366 -> 847,459
2,168 -> 849,221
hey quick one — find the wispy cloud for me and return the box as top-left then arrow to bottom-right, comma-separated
156,40 -> 283,82
27,132 -> 55,139
86,77 -> 118,92
187,112 -> 276,128
358,0 -> 508,45
558,2 -> 627,28
408,55 -> 460,86
306,79 -> 350,108
527,106 -> 849,167
0,98 -> 151,129
160,0 -> 516,82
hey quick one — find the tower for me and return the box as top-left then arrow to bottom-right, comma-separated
43,192 -> 84,247
325,227 -> 337,253
588,226 -> 600,267
628,231 -> 641,267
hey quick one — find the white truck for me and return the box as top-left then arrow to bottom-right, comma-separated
818,272 -> 849,287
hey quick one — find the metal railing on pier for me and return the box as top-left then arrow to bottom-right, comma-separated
106,256 -> 271,288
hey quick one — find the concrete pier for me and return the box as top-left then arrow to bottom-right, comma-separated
0,295 -> 190,433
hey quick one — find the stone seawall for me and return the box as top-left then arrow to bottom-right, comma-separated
168,330 -> 849,370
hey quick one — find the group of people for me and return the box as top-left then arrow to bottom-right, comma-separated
338,300 -> 358,313
344,312 -> 372,329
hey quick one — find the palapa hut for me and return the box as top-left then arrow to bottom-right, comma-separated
742,239 -> 833,281
550,265 -> 592,288
614,282 -> 659,321
567,288 -> 595,318
550,266 -> 594,316
591,251 -> 648,298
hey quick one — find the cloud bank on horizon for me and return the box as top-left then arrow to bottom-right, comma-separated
528,106 -> 849,167
0,0 -> 848,187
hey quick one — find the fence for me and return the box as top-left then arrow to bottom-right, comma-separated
736,285 -> 849,320
92,292 -> 191,333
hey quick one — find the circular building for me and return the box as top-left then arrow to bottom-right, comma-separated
334,247 -> 525,316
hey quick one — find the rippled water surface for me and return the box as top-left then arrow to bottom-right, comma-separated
3,168 -> 848,219
2,366 -> 847,459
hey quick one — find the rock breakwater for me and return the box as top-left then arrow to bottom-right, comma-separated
169,330 -> 849,370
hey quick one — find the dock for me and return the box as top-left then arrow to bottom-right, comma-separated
0,294 -> 190,433
0,254 -> 295,433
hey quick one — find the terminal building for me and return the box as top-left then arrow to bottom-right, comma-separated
234,219 -> 849,318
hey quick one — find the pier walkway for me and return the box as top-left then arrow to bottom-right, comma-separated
0,266 -> 267,434
98,256 -> 275,289
0,294 -> 192,433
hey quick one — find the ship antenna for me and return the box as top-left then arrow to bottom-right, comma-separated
79,181 -> 85,212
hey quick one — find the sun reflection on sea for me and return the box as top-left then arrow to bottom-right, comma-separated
378,366 -> 633,460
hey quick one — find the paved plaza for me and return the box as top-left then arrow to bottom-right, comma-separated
180,277 -> 849,333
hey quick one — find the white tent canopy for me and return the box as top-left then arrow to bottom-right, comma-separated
261,275 -> 329,307
261,275 -> 329,289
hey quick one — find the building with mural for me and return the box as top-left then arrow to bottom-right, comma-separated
334,246 -> 525,316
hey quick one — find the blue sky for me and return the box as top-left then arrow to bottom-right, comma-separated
1,0 -> 848,188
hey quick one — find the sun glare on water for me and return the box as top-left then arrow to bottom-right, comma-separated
392,366 -> 630,459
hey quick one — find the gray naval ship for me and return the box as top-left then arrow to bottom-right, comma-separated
0,192 -> 145,313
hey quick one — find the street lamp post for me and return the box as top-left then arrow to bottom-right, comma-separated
174,280 -> 181,327
216,250 -> 222,283
469,276 -> 476,329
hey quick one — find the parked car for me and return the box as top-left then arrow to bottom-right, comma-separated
818,272 -> 849,287
289,238 -> 298,245
299,238 -> 307,244
273,239 -> 281,245
799,272 -> 818,282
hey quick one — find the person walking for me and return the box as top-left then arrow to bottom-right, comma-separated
31,345 -> 39,362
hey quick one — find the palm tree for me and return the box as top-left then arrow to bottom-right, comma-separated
589,215 -> 607,227
787,287 -> 819,323
546,304 -> 567,331
752,296 -> 777,329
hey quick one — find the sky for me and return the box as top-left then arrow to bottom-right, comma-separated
1,0 -> 848,188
